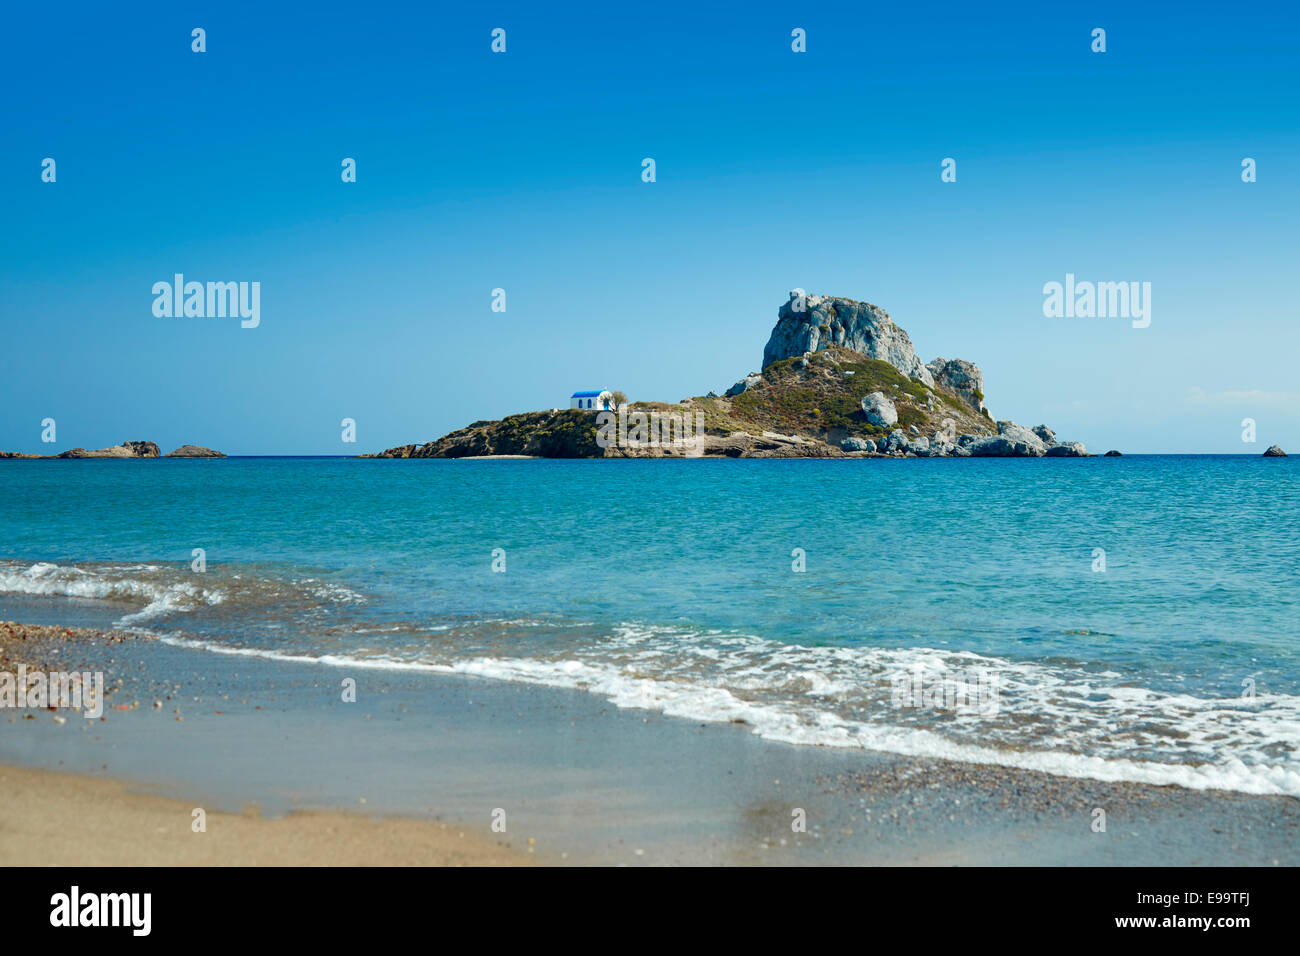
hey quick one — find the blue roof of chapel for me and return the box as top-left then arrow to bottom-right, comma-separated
571,390 -> 607,397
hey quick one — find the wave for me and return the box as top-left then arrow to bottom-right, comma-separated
0,560 -> 224,624
6,559 -> 1295,797
0,560 -> 364,627
155,623 -> 1300,799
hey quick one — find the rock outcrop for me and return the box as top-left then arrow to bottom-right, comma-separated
366,410 -> 604,458
927,358 -> 988,417
725,373 -> 762,397
764,291 -> 935,386
969,435 -> 1036,457
57,441 -> 160,459
841,437 -> 875,452
963,421 -> 1076,457
1263,445 -> 1287,457
995,421 -> 1049,455
165,445 -> 226,458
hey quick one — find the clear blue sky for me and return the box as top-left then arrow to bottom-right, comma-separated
3,0 -> 1297,454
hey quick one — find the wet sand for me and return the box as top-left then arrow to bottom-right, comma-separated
1,619 -> 1296,866
0,764 -> 527,866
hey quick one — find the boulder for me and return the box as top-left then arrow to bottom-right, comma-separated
1031,424 -> 1056,443
1044,441 -> 1087,457
840,437 -> 876,453
860,391 -> 898,427
764,291 -> 935,386
968,435 -> 1041,457
1263,445 -> 1287,457
1104,450 -> 1123,457
926,357 -> 988,416
929,432 -> 959,456
996,421 -> 1048,454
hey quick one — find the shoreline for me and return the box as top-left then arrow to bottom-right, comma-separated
2,618 -> 1296,866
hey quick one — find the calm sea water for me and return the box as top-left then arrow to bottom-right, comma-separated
2,456 -> 1297,795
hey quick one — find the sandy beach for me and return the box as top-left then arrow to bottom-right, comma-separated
0,764 -> 527,866
2,618 -> 1296,866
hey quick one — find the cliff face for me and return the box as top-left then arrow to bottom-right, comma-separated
926,357 -> 987,418
763,292 -> 936,388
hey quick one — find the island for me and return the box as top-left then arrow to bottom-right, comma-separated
0,442 -> 224,459
366,291 -> 1097,459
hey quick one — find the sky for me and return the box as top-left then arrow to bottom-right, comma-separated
2,0 -> 1297,455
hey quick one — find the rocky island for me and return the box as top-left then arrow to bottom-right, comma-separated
369,291 -> 1096,459
0,441 -> 224,459
164,445 -> 226,458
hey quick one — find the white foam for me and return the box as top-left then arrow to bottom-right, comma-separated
0,560 -> 223,625
155,628 -> 1300,799
11,559 -> 1293,798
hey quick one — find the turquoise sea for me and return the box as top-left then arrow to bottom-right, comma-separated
1,456 -> 1297,795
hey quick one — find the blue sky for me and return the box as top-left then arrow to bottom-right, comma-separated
2,0 -> 1297,454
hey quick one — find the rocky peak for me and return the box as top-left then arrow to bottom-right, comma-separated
763,291 -> 935,387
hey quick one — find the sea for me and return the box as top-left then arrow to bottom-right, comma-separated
1,455 -> 1297,796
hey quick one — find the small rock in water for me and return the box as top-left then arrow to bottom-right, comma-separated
1263,444 -> 1287,457
1044,441 -> 1087,457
